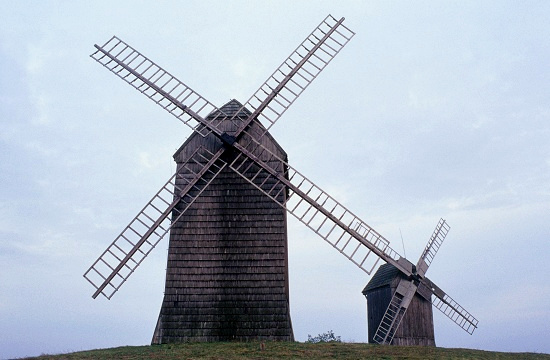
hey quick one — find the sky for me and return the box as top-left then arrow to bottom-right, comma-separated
1,1 -> 549,358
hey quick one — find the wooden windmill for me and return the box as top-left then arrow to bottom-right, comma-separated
84,15 -> 478,344
363,219 -> 450,345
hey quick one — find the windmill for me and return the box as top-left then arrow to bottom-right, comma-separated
363,219 -> 458,345
83,15 -> 478,344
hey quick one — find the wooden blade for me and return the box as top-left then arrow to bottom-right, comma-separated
83,146 -> 226,299
234,15 -> 355,138
90,36 -> 230,137
416,218 -> 450,277
91,15 -> 355,147
373,278 -> 417,345
228,132 -> 407,275
421,277 -> 479,335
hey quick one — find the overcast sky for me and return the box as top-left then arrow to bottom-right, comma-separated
1,1 -> 549,358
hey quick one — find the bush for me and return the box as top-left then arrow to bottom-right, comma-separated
306,330 -> 342,343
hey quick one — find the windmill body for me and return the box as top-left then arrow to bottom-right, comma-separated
363,264 -> 435,346
152,100 -> 293,342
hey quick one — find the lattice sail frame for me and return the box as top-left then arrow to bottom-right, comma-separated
228,136 -> 401,274
234,15 -> 355,138
91,37 -> 230,137
416,218 -> 450,277
85,13 -> 478,338
373,278 -> 418,344
84,146 -> 226,299
423,278 -> 479,334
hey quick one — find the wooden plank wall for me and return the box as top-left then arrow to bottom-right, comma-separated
392,288 -> 435,346
366,286 -> 392,344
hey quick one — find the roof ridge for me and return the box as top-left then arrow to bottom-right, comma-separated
208,99 -> 251,119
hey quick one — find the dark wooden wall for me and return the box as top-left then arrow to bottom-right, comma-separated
152,100 -> 293,343
366,286 -> 392,344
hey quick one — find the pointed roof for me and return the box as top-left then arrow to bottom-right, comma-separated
362,263 -> 402,294
207,99 -> 251,120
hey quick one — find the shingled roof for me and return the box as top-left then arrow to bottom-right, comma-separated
209,98 -> 252,119
362,263 -> 402,294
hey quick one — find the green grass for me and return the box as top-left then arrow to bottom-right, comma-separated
24,342 -> 550,360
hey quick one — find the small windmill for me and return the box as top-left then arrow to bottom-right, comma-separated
84,15 -> 478,344
363,219 -> 460,345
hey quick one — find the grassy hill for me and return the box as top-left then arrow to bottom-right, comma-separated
24,342 -> 550,360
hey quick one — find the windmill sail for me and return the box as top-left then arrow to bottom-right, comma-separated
421,278 -> 479,334
90,36 -> 229,137
416,218 -> 449,276
84,146 -> 226,299
414,219 -> 478,334
235,15 -> 355,138
373,278 -> 418,344
91,16 -> 354,145
228,137 -> 403,275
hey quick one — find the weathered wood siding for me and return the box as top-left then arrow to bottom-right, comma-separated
392,286 -> 435,346
364,264 -> 435,346
152,100 -> 293,343
366,286 -> 392,344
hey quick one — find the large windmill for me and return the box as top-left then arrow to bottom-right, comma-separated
84,15 -> 478,344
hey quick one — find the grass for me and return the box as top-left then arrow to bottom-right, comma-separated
23,342 -> 550,360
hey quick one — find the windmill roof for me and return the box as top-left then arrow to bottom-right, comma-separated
362,263 -> 402,294
173,99 -> 287,160
208,98 -> 252,119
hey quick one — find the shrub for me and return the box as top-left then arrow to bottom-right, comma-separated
306,330 -> 342,343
